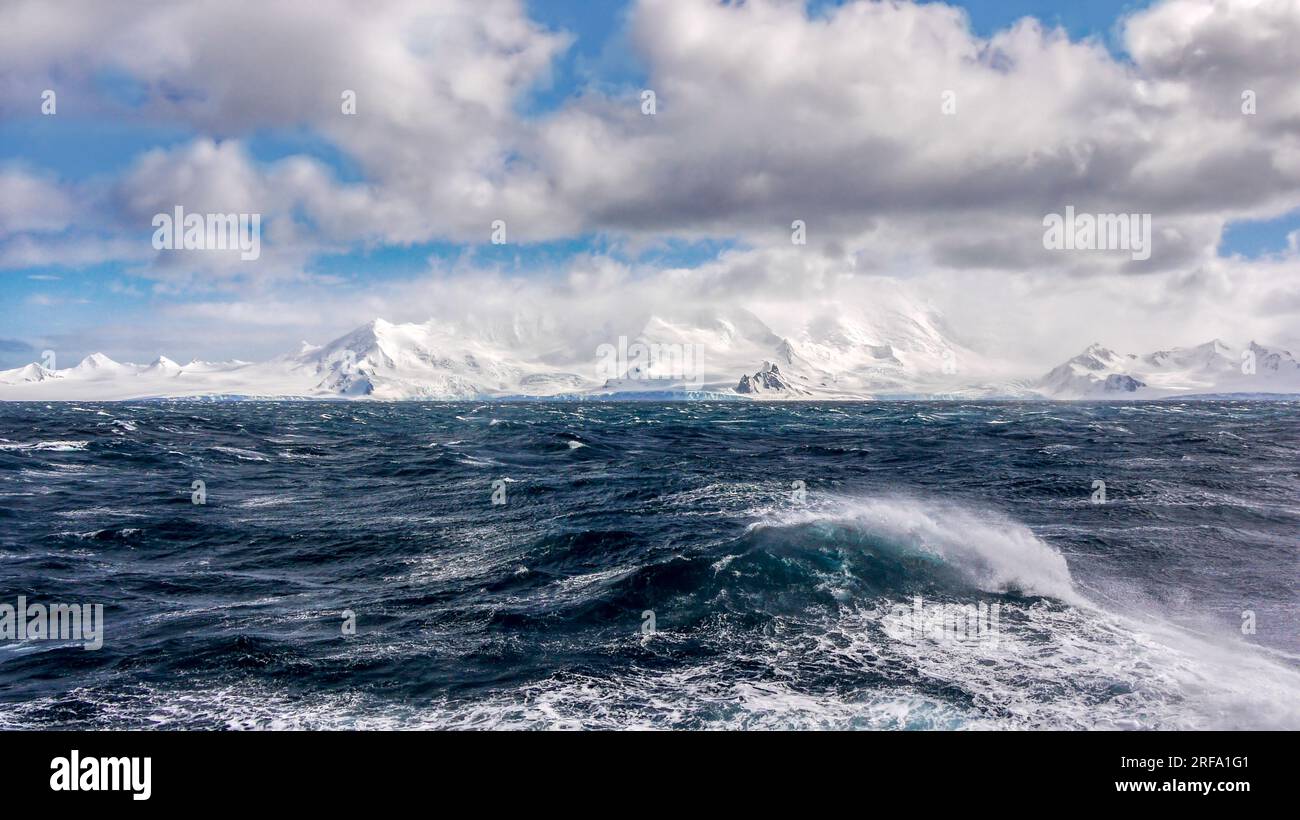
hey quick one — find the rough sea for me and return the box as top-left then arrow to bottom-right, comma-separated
1,400 -> 1296,729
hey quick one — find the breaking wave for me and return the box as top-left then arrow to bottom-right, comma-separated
2,400 -> 1297,729
746,495 -> 1078,602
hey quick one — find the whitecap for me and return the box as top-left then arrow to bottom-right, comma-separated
749,494 -> 1078,601
0,440 -> 89,452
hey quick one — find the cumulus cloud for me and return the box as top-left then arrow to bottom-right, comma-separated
2,0 -> 1299,365
7,1 -> 1298,254
526,0 -> 1300,273
0,168 -> 75,236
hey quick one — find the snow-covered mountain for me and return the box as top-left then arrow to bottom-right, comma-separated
299,318 -> 595,399
4,297 -> 1297,401
0,353 -> 304,401
736,362 -> 809,396
1036,340 -> 1300,398
1,285 -> 1005,400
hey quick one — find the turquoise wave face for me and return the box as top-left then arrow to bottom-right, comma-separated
0,400 -> 1297,729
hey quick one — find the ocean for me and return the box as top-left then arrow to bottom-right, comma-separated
0,400 -> 1296,729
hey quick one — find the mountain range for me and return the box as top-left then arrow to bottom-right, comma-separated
4,295 -> 1298,401
1035,339 -> 1300,398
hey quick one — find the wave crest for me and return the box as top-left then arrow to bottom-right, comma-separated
749,496 -> 1077,602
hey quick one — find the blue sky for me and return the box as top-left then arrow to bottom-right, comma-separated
2,0 -> 1298,368
0,0 -> 740,365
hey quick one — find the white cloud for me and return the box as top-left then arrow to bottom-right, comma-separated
2,0 -> 1300,367
0,168 -> 75,236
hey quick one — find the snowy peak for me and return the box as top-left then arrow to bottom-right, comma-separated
1078,343 -> 1129,370
0,362 -> 56,384
735,362 -> 809,396
1038,340 -> 1300,398
1247,340 -> 1300,374
72,353 -> 125,375
4,302 -> 1297,401
295,317 -> 591,400
0,284 -> 1000,400
1039,344 -> 1136,397
146,356 -> 182,375
1140,339 -> 1233,371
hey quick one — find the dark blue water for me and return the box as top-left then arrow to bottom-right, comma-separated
1,401 -> 1297,729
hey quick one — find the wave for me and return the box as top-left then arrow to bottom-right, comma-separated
208,445 -> 270,461
0,439 -> 89,452
2,395 -> 1296,730
707,495 -> 1300,729
746,495 -> 1078,602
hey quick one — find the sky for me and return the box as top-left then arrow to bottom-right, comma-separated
2,0 -> 1299,371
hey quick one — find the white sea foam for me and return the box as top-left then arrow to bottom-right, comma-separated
1,483 -> 1293,731
750,495 -> 1078,601
0,440 -> 89,452
208,445 -> 269,461
3,601 -> 1296,730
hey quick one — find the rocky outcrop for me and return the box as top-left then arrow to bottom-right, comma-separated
1102,373 -> 1144,392
735,362 -> 806,395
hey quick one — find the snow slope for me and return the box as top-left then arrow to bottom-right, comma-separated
1036,340 -> 1300,398
4,296 -> 1297,401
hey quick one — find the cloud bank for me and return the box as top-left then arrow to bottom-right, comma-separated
1,0 -> 1298,367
